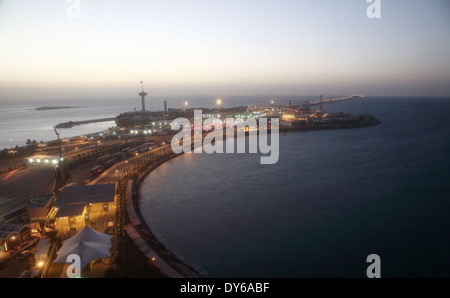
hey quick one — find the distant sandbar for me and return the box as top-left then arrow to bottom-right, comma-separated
35,106 -> 82,111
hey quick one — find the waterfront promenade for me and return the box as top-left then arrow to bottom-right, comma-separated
85,139 -> 199,277
123,181 -> 178,275
123,154 -> 202,278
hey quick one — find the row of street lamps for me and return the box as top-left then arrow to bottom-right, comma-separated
6,127 -> 62,171
183,98 -> 276,109
182,98 -> 223,109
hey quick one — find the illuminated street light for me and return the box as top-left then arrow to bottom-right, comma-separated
53,126 -> 65,184
53,127 -> 63,162
8,149 -> 17,169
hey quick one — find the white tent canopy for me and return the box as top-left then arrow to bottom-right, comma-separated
53,226 -> 113,269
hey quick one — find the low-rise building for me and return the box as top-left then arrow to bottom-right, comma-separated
53,184 -> 116,239
27,192 -> 56,234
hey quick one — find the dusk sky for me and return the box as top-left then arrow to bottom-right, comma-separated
0,0 -> 449,100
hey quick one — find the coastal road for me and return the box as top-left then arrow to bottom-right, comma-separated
0,164 -> 55,219
65,135 -> 173,186
88,143 -> 173,185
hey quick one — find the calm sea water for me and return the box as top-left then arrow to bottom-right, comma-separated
0,95 -> 292,149
140,97 -> 450,277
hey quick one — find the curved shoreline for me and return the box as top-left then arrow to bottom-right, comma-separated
131,117 -> 382,278
130,152 -> 203,278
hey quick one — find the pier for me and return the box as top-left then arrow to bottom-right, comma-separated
54,117 -> 116,128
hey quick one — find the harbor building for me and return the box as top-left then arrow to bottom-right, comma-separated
53,184 -> 116,239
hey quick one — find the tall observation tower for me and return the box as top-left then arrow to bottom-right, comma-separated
139,81 -> 147,111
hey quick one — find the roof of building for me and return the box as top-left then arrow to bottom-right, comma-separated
54,184 -> 115,218
55,203 -> 86,218
27,192 -> 55,209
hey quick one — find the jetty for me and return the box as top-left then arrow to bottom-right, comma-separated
55,117 -> 116,128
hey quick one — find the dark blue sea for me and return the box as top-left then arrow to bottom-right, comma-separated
139,96 -> 450,277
